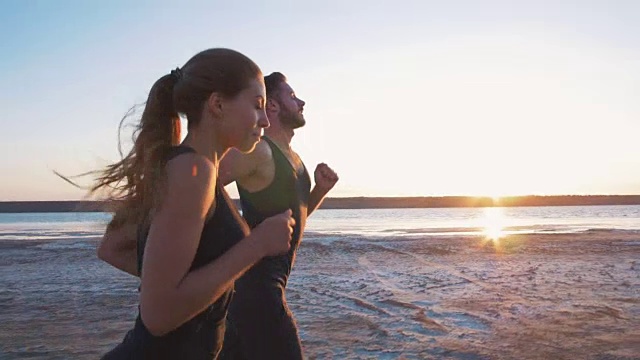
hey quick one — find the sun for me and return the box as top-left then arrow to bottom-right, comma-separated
482,207 -> 506,241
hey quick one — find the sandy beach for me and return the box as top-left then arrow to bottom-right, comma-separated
293,231 -> 640,359
1,230 -> 639,359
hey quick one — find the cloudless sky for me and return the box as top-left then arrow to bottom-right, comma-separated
1,0 -> 639,200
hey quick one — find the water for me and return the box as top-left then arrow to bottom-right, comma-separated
2,205 -> 639,241
305,205 -> 640,236
0,212 -> 110,241
1,206 -> 639,359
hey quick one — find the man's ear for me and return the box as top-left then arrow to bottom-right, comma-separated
266,98 -> 279,113
206,92 -> 224,118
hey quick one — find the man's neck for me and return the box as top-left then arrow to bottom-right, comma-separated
264,127 -> 294,151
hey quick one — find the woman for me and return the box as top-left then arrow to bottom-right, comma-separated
96,48 -> 294,359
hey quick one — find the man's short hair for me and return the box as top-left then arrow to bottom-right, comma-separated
264,72 -> 287,100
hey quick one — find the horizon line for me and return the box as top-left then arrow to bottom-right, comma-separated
3,193 -> 640,202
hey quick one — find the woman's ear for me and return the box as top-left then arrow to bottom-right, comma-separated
206,92 -> 224,118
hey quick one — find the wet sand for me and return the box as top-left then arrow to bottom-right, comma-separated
292,231 -> 640,359
1,231 -> 639,359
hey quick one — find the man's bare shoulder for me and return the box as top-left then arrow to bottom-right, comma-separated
236,139 -> 276,191
219,139 -> 273,185
226,139 -> 273,164
250,138 -> 273,163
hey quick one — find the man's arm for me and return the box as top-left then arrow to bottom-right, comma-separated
307,163 -> 339,216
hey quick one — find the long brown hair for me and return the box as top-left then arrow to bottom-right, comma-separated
93,48 -> 262,230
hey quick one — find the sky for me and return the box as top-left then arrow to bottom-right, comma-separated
1,0 -> 639,200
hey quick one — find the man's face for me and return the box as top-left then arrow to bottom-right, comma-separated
274,82 -> 306,129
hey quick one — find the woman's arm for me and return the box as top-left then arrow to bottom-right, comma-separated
97,221 -> 138,276
139,153 -> 293,336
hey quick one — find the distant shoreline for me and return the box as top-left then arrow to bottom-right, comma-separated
1,195 -> 640,213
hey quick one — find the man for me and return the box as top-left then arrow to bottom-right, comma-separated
218,72 -> 338,359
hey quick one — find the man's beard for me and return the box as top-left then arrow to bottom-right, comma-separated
280,107 -> 306,129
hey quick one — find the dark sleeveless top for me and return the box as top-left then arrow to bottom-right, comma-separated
109,146 -> 250,360
235,136 -> 311,290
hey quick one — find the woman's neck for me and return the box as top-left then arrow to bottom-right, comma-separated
182,132 -> 226,166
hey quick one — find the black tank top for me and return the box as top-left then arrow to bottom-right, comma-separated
123,146 -> 250,359
236,136 -> 311,288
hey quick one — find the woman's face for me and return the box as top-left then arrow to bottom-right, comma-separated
219,78 -> 270,153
